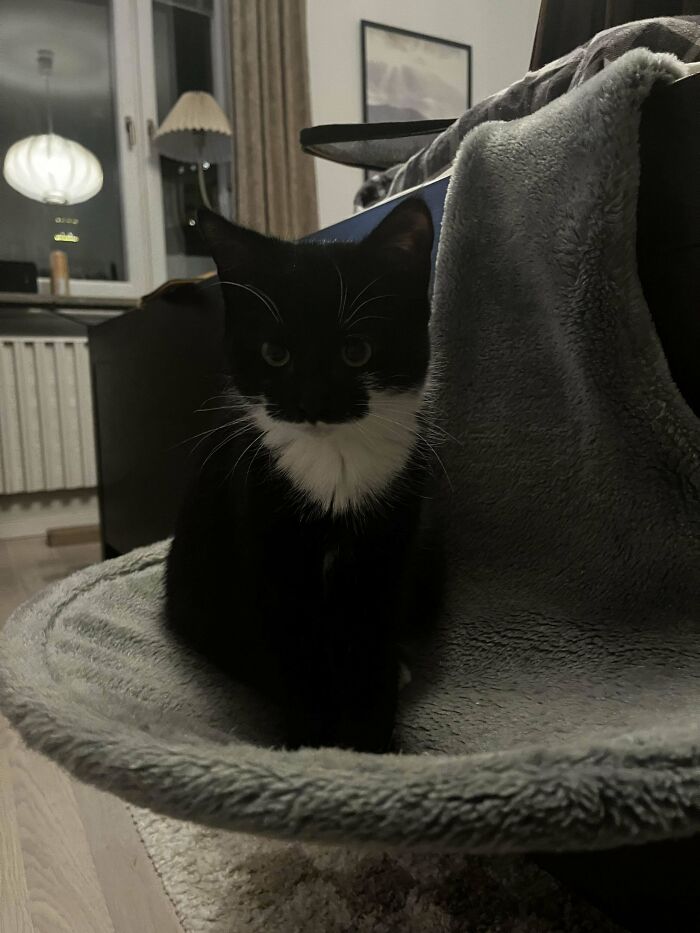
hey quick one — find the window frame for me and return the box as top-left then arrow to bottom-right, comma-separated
136,0 -> 231,292
33,0 -> 230,301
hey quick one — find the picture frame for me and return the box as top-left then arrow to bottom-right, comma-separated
361,21 -> 472,126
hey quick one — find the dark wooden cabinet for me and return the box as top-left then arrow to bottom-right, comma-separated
88,179 -> 449,558
89,283 -> 226,558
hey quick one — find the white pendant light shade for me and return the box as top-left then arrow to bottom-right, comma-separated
3,133 -> 103,205
153,91 -> 232,163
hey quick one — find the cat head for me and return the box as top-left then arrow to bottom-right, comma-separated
198,198 -> 434,426
197,199 -> 434,513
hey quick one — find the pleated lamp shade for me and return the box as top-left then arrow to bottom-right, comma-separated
153,92 -> 233,163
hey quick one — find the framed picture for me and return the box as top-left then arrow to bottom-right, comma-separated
361,21 -> 472,125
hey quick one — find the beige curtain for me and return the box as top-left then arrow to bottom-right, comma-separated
229,0 -> 319,238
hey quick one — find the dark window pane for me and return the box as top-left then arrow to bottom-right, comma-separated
153,0 -> 219,280
0,0 -> 125,281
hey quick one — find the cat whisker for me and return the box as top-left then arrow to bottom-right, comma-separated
199,434 -> 239,474
370,413 -> 453,491
195,392 -> 236,411
225,432 -> 265,485
420,423 -> 463,447
420,426 -> 462,448
199,421 -> 256,473
345,315 -> 388,330
195,404 -> 239,413
344,294 -> 397,326
346,275 -> 383,318
332,260 -> 350,324
354,421 -> 377,453
173,414 -> 251,451
362,418 -> 433,475
244,435 -> 267,487
217,280 -> 283,325
376,405 -> 463,446
198,391 -> 231,402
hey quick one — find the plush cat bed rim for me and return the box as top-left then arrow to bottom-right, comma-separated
1,542 -> 699,854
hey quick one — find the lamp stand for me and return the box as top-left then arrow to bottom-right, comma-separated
197,162 -> 212,210
195,131 -> 212,209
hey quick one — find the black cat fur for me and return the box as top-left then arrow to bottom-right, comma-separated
165,198 -> 435,752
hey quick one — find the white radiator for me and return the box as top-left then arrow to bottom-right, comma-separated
0,337 -> 97,495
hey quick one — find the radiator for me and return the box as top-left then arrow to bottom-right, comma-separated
0,337 -> 97,495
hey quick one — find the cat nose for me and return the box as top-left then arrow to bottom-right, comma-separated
298,401 -> 319,424
298,399 -> 335,424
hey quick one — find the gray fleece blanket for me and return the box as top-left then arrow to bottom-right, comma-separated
355,15 -> 700,207
1,49 -> 699,855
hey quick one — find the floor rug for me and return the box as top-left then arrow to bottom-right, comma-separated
129,806 -> 623,933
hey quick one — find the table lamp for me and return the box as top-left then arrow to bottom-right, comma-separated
152,91 -> 232,209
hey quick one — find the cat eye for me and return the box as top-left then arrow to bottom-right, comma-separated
341,338 -> 372,368
261,342 -> 290,367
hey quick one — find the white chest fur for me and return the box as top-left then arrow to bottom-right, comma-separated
252,389 -> 423,514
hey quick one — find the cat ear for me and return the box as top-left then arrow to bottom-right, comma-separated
362,198 -> 434,266
196,208 -> 279,277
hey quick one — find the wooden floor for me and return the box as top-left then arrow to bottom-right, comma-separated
0,537 -> 185,933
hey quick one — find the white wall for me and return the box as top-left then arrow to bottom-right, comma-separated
306,0 -> 541,228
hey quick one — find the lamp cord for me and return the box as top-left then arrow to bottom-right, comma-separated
197,162 -> 212,210
45,70 -> 53,135
195,132 -> 212,209
37,50 -> 54,135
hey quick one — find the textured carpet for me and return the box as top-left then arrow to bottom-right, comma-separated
129,807 -> 623,933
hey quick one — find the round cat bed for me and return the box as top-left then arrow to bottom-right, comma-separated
2,51 -> 700,865
1,539 -> 699,854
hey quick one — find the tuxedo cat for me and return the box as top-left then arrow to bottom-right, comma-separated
165,197 -> 435,752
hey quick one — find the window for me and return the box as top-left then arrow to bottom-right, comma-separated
153,0 -> 228,280
0,0 -> 126,284
0,0 -> 230,298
